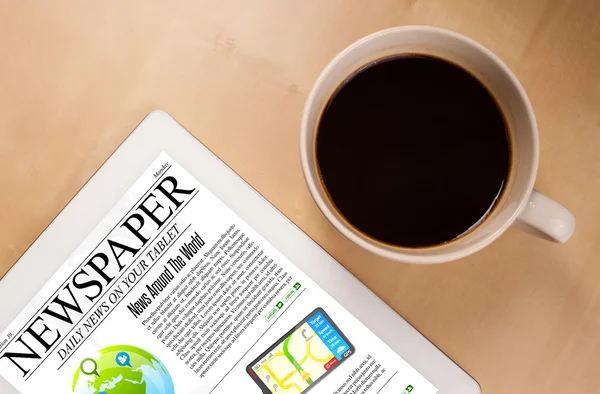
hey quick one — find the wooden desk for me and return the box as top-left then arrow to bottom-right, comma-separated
1,1 -> 598,392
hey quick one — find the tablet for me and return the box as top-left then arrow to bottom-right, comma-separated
0,110 -> 480,393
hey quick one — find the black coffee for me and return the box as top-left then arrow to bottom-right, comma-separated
316,55 -> 510,248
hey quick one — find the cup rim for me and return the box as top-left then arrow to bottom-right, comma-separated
300,25 -> 539,263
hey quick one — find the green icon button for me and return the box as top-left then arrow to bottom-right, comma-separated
265,307 -> 278,321
283,287 -> 296,302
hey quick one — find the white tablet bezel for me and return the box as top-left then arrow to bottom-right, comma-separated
0,110 -> 480,393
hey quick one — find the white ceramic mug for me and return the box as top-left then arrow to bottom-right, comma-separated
300,26 -> 575,264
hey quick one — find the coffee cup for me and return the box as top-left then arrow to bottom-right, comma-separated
300,26 -> 575,264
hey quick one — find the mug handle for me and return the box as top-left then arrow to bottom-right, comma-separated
515,190 -> 575,242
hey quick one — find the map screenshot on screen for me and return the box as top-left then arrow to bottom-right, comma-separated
247,308 -> 355,393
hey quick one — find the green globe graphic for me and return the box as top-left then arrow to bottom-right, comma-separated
71,345 -> 175,394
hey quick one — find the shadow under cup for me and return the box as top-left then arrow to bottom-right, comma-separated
300,26 -> 538,263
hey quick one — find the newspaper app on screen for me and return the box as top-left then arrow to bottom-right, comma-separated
0,152 -> 437,394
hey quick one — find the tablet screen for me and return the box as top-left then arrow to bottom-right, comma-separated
0,148 -> 439,394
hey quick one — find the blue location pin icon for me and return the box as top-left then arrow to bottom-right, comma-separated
116,351 -> 132,367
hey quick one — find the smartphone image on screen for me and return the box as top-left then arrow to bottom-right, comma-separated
247,308 -> 355,394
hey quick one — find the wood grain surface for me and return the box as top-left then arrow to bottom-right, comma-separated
1,1 -> 599,393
